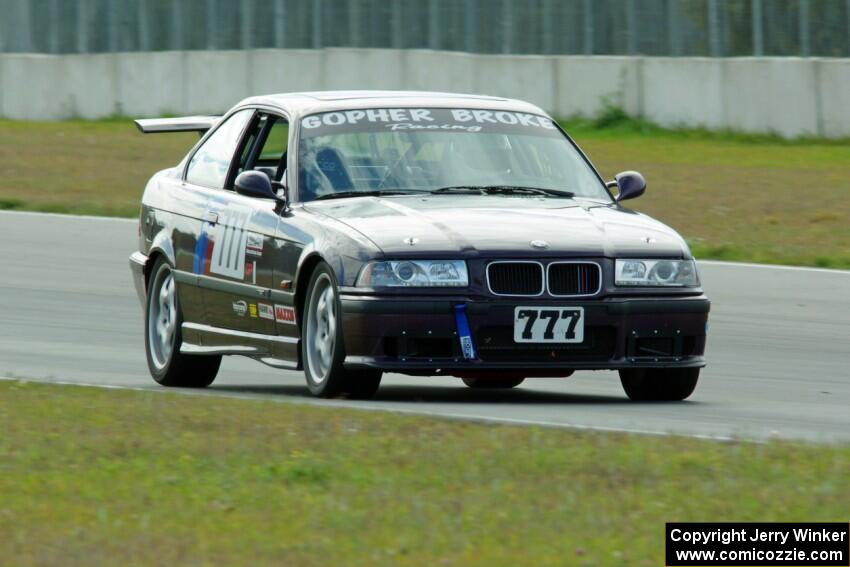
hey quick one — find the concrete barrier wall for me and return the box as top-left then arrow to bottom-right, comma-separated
1,48 -> 848,138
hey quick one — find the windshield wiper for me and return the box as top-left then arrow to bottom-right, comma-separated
430,186 -> 486,195
485,186 -> 575,198
313,189 -> 426,201
431,185 -> 574,198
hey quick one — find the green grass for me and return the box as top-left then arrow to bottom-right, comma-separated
0,381 -> 848,566
1,116 -> 849,267
0,119 -> 197,217
559,109 -> 850,269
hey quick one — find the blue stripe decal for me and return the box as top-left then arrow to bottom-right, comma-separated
192,224 -> 210,275
453,303 -> 477,360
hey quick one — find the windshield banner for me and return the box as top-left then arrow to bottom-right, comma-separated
300,108 -> 560,138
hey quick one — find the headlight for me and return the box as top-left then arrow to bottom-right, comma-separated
356,260 -> 469,287
615,259 -> 699,287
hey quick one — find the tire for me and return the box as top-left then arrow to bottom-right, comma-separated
145,257 -> 221,387
619,368 -> 699,401
301,262 -> 382,398
461,377 -> 525,389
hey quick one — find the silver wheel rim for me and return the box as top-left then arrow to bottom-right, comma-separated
148,267 -> 177,370
305,273 -> 337,385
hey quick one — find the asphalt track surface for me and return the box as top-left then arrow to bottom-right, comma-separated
1,211 -> 848,442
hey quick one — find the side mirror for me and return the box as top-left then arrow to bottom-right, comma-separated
607,171 -> 646,202
235,170 -> 277,200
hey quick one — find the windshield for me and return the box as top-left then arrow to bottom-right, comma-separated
297,107 -> 610,202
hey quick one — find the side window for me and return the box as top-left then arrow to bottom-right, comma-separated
185,109 -> 253,189
258,119 -> 289,161
253,117 -> 289,181
234,114 -> 269,178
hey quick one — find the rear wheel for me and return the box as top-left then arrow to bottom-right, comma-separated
145,258 -> 221,387
302,262 -> 381,398
461,377 -> 525,389
619,368 -> 699,401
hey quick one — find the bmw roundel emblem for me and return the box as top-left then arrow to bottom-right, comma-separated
530,240 -> 549,249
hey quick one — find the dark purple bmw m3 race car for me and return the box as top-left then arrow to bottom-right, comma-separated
130,91 -> 709,400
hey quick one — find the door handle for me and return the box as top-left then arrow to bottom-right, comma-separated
202,211 -> 218,224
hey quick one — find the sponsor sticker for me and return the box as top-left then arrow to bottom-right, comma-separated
248,303 -> 258,318
258,303 -> 275,321
246,232 -> 263,256
301,108 -> 558,138
275,304 -> 296,325
460,336 -> 475,360
232,300 -> 248,317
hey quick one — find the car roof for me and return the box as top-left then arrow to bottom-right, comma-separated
235,90 -> 549,119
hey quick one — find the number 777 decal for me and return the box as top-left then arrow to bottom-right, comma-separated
514,307 -> 584,343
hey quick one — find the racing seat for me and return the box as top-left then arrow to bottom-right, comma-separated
300,146 -> 356,201
316,147 -> 354,191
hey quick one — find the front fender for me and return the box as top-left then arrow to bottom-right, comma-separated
148,227 -> 177,268
131,217 -> 178,309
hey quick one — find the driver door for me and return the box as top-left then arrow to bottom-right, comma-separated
198,112 -> 290,335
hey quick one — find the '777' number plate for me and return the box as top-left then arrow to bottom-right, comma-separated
514,307 -> 584,343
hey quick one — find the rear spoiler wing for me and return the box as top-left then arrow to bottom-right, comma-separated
133,116 -> 220,134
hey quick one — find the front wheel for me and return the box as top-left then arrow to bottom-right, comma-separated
302,262 -> 381,398
145,258 -> 221,387
619,368 -> 699,401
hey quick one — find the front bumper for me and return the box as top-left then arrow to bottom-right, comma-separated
129,251 -> 148,308
340,295 -> 709,373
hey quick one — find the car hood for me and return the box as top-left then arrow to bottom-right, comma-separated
304,195 -> 690,258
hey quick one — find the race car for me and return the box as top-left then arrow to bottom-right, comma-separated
130,91 -> 709,400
